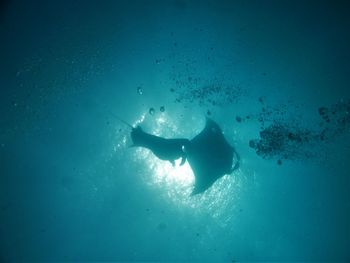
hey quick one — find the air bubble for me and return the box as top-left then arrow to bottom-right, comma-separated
137,87 -> 143,95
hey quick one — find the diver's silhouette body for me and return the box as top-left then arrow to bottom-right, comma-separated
131,126 -> 190,166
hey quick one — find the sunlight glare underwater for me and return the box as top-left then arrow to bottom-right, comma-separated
112,112 -> 243,221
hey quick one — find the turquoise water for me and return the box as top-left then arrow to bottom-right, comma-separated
1,0 -> 350,261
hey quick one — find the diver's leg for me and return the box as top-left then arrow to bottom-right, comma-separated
179,156 -> 186,166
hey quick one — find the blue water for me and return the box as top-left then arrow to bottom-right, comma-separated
1,0 -> 350,261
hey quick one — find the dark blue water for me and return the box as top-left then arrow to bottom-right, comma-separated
1,0 -> 350,261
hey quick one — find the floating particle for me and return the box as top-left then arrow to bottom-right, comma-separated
318,107 -> 328,116
207,110 -> 211,116
160,106 -> 165,112
149,107 -> 155,115
170,88 -> 175,92
236,116 -> 242,122
137,87 -> 143,95
246,115 -> 250,119
277,159 -> 282,165
157,223 -> 167,231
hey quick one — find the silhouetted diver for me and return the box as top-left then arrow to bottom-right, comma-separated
110,112 -> 189,166
131,126 -> 190,166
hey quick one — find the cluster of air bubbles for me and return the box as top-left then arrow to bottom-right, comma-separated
247,98 -> 350,164
148,106 -> 166,116
249,122 -> 319,163
172,84 -> 243,107
235,115 -> 252,123
317,99 -> 350,138
136,87 -> 165,116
